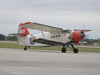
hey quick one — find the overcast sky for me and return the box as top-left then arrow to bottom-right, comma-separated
0,0 -> 100,39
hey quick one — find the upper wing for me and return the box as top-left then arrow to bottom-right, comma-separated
74,29 -> 91,32
19,22 -> 63,32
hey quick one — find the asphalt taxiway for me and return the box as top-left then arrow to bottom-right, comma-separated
0,48 -> 100,75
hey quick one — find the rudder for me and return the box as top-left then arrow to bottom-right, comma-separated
18,23 -> 30,35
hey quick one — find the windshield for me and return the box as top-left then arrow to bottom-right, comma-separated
61,29 -> 72,34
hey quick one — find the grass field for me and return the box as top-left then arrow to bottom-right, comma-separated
0,42 -> 100,53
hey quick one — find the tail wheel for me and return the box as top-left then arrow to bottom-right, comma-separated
61,48 -> 66,53
74,49 -> 78,53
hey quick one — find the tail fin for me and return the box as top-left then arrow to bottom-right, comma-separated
18,23 -> 29,35
19,27 -> 29,35
18,23 -> 29,36
9,27 -> 29,37
9,23 -> 30,45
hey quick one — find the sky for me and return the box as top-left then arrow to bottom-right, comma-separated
0,0 -> 100,39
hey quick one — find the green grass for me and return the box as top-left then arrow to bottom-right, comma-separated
0,42 -> 100,53
0,42 -> 24,49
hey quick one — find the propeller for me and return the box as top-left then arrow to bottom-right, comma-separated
80,31 -> 85,42
81,24 -> 89,44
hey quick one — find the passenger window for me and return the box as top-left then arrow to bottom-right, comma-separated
56,35 -> 58,37
53,36 -> 55,38
51,35 -> 60,38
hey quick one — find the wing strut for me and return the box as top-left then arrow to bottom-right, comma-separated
41,31 -> 45,38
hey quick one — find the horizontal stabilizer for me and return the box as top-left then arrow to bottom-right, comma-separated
9,33 -> 26,36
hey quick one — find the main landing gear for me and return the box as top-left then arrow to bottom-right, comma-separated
24,46 -> 30,50
61,44 -> 66,53
61,44 -> 78,53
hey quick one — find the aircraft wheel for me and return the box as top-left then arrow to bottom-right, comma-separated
61,48 -> 66,53
74,48 -> 78,53
24,48 -> 27,50
24,46 -> 27,50
28,46 -> 30,48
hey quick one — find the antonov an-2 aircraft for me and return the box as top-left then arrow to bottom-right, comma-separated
9,22 -> 91,53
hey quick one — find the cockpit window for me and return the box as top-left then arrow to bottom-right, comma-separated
61,30 -> 67,34
61,29 -> 72,34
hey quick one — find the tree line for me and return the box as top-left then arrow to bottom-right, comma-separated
0,34 -> 17,41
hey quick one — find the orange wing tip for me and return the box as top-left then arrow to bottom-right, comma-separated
19,22 -> 32,26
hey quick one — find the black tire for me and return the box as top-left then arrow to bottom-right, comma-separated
24,48 -> 27,50
74,49 -> 78,53
28,46 -> 30,48
61,48 -> 66,53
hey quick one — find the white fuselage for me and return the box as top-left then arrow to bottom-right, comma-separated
18,29 -> 73,46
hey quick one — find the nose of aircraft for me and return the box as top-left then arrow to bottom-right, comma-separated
72,31 -> 85,44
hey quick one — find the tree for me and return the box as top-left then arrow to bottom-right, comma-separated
7,36 -> 17,41
0,34 -> 6,40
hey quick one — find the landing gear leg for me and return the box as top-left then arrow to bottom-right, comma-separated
61,44 -> 66,53
24,46 -> 27,50
70,44 -> 78,53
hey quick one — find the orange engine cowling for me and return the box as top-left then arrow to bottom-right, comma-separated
72,31 -> 85,44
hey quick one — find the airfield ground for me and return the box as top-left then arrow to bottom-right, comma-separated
0,48 -> 100,75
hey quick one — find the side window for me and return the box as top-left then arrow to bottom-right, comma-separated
53,36 -> 55,38
56,35 -> 58,37
51,35 -> 61,38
